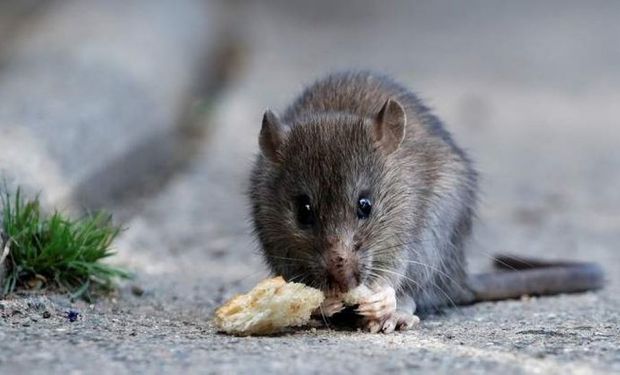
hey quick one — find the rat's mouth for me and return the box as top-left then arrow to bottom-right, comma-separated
325,272 -> 361,294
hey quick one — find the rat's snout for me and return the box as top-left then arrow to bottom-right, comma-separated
325,237 -> 360,293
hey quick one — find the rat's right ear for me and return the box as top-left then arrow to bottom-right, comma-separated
259,109 -> 286,163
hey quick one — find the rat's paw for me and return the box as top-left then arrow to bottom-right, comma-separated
362,311 -> 420,334
355,285 -> 396,320
313,296 -> 344,317
383,311 -> 420,333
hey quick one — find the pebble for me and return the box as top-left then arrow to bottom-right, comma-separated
66,310 -> 79,322
131,285 -> 145,297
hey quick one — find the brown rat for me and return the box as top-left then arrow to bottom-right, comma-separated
249,71 -> 604,333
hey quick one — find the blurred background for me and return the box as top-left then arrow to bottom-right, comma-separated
1,0 -> 619,372
2,0 -> 618,282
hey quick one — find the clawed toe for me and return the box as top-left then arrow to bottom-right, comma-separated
393,312 -> 420,331
362,311 -> 419,334
381,318 -> 396,333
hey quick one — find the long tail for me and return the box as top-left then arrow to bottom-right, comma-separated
468,254 -> 605,302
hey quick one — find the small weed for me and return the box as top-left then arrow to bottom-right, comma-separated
0,188 -> 131,299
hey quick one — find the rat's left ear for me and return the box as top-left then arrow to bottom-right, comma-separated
373,98 -> 406,154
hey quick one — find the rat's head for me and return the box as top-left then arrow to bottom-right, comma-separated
250,99 -> 412,294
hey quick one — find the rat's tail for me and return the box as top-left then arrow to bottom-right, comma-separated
468,255 -> 605,302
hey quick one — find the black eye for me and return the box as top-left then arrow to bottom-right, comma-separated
357,196 -> 372,219
295,194 -> 314,227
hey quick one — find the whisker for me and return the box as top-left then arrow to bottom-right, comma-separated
400,259 -> 464,290
263,254 -> 312,264
364,237 -> 523,273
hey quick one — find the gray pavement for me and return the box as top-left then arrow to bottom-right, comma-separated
1,1 -> 619,374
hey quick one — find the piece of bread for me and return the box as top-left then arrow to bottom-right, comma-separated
213,277 -> 325,336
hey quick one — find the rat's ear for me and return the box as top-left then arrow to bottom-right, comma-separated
259,109 -> 286,163
373,99 -> 406,154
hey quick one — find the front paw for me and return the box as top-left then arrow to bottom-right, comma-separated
354,285 -> 419,333
355,285 -> 397,320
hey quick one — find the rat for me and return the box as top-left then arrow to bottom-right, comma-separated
249,71 -> 604,333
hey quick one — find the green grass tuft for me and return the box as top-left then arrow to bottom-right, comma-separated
1,188 -> 131,299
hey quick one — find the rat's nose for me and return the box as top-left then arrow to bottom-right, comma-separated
326,244 -> 359,293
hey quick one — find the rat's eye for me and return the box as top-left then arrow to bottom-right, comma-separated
295,194 -> 314,227
357,196 -> 372,219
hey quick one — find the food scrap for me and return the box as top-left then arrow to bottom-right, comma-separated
213,277 -> 324,336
